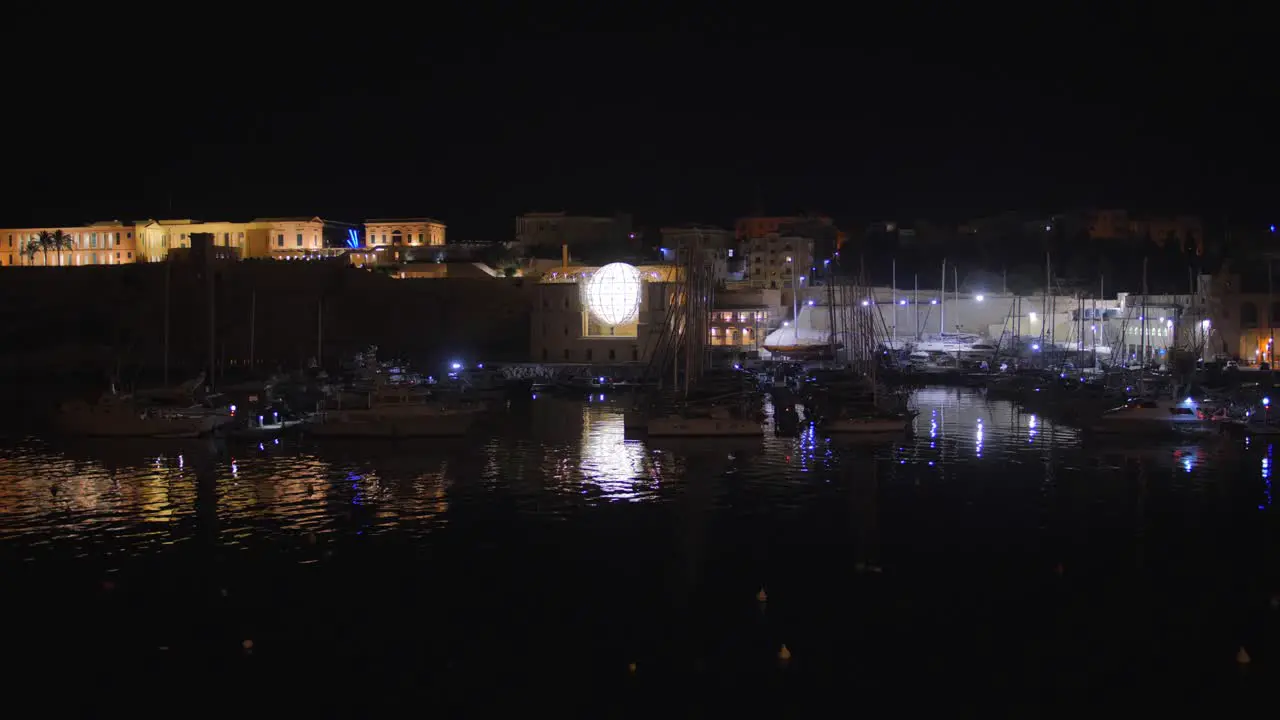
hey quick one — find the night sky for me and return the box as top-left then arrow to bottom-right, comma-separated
5,12 -> 1273,239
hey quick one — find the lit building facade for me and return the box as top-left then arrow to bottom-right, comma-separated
530,264 -> 677,364
3,216 -> 346,266
3,221 -> 137,266
364,218 -> 446,248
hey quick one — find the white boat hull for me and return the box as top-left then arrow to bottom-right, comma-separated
1091,406 -> 1209,434
647,416 -> 763,437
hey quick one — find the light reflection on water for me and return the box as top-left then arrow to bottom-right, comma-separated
0,389 -> 1271,555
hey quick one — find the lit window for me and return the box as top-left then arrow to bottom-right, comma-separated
296,233 -> 303,247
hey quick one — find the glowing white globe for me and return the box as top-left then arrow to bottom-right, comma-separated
584,262 -> 643,326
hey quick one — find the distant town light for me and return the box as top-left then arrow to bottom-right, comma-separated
808,300 -> 815,306
975,294 -> 984,302
1029,312 -> 1038,321
1032,343 -> 1041,351
1201,319 -> 1211,329
783,321 -> 790,326
861,299 -> 870,307
785,256 -> 793,262
899,299 -> 908,306
930,299 -> 938,305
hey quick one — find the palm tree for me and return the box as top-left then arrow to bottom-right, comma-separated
50,229 -> 74,266
36,230 -> 54,266
22,238 -> 40,265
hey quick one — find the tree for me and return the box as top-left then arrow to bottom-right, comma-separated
21,238 -> 39,265
50,229 -> 74,266
36,230 -> 54,266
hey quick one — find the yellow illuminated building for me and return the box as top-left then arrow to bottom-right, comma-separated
3,216 -> 341,266
2,221 -> 137,267
364,218 -> 446,249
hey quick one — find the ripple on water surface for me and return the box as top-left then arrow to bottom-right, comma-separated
0,389 -> 1275,707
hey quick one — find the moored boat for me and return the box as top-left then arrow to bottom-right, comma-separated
58,395 -> 235,438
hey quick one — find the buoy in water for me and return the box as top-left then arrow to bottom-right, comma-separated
756,588 -> 768,603
1237,646 -> 1251,665
778,644 -> 792,662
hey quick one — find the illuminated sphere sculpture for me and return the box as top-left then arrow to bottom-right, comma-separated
584,262 -> 643,326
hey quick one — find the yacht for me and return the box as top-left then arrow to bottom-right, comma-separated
58,394 -> 235,438
1091,397 -> 1209,434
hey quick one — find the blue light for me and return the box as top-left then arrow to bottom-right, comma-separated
1272,225 -> 1276,233
451,362 -> 462,370
1265,397 -> 1271,407
346,228 -> 360,249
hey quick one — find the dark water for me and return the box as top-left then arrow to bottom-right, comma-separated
2,389 -> 1276,713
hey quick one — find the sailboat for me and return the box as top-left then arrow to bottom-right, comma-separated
761,305 -> 836,356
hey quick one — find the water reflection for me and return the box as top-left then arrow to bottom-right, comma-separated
0,389 -> 1273,561
579,405 -> 651,501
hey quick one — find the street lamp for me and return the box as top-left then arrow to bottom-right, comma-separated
975,294 -> 984,302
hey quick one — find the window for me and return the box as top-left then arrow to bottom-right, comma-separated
116,253 -> 121,259
127,252 -> 132,259
89,233 -> 97,249
7,234 -> 12,246
127,232 -> 132,239
608,348 -> 616,360
542,348 -> 548,361
563,349 -> 570,360
418,233 -> 424,243
632,347 -> 638,361
296,233 -> 303,247
277,234 -> 285,247
224,233 -> 230,243
586,349 -> 593,361
563,325 -> 569,336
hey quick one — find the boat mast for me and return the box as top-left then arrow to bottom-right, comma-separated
940,258 -> 946,337
1141,256 -> 1148,373
914,273 -> 919,339
954,265 -> 960,332
163,259 -> 171,387
892,258 -> 897,348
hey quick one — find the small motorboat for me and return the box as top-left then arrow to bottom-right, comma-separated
1091,397 -> 1209,434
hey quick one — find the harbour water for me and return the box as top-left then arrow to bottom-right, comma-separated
2,388 -> 1276,712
